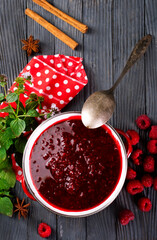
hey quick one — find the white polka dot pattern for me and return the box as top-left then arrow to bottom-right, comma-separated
68,62 -> 73,66
57,91 -> 62,96
35,63 -> 39,68
45,69 -> 49,74
49,95 -> 53,99
36,72 -> 41,77
52,75 -> 57,79
26,65 -> 31,70
57,63 -> 62,68
1,54 -> 88,123
75,85 -> 79,90
55,83 -> 59,87
38,81 -> 42,85
66,88 -> 71,93
46,86 -> 51,91
77,72 -> 81,77
63,80 -> 68,84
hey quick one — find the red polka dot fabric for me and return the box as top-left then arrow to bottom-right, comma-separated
0,54 -> 88,182
0,54 -> 88,118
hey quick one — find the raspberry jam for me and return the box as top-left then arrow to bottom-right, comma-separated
30,117 -> 122,211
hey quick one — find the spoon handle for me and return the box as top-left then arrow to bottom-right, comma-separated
110,34 -> 152,92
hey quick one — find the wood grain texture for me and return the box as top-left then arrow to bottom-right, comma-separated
112,1 -> 154,240
26,1 -> 57,240
83,1 -> 116,239
0,1 -> 27,238
145,1 -> 157,240
0,0 -> 27,88
0,0 -> 157,240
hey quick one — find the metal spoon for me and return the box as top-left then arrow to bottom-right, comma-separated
81,34 -> 152,129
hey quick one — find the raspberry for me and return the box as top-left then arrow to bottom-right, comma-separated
118,209 -> 134,225
143,156 -> 155,172
136,115 -> 151,130
131,149 -> 143,165
153,177 -> 157,191
147,140 -> 157,154
38,223 -> 51,238
141,174 -> 153,187
149,126 -> 157,139
126,180 -> 144,195
137,197 -> 152,212
126,130 -> 140,145
126,167 -> 136,180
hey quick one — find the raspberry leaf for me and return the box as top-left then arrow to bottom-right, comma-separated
0,179 -> 10,191
0,168 -> 16,189
0,106 -> 14,114
15,137 -> 27,154
0,93 -> 4,102
10,119 -> 26,137
0,147 -> 6,163
27,109 -> 39,117
0,197 -> 13,217
6,93 -> 18,103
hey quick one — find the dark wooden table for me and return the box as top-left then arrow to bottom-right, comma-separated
0,0 -> 157,239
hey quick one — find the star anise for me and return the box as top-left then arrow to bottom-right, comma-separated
14,197 -> 30,219
21,35 -> 40,56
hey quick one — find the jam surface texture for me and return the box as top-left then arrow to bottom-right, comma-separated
30,119 -> 122,211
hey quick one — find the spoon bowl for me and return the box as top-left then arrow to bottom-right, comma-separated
81,91 -> 115,128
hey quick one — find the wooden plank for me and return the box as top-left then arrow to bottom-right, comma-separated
82,1 -> 116,239
0,0 -> 27,88
27,0 -> 55,58
26,1 -> 57,239
112,1 -> 149,240
52,1 -> 86,239
145,1 -> 157,240
0,0 -> 28,239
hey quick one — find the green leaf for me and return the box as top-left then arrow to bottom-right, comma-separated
27,109 -> 39,117
29,93 -> 38,100
19,102 -> 25,112
0,159 -> 10,170
0,148 -> 6,163
15,137 -> 27,154
0,128 -> 14,150
25,99 -> 31,105
0,168 -> 16,189
0,118 -> 6,130
26,101 -> 38,111
6,116 -> 16,127
0,106 -> 14,114
0,197 -> 13,217
0,93 -> 4,101
46,113 -> 52,119
0,179 -> 10,191
15,77 -> 25,85
0,191 -> 11,197
10,118 -> 26,137
25,117 -> 38,131
6,93 -> 18,103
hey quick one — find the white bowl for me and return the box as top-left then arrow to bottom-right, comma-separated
22,112 -> 131,217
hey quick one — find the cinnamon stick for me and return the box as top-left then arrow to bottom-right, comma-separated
32,0 -> 88,34
25,9 -> 78,50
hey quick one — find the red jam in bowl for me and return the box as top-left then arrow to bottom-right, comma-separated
30,117 -> 122,211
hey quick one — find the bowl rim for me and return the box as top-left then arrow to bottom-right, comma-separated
22,111 -> 128,217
